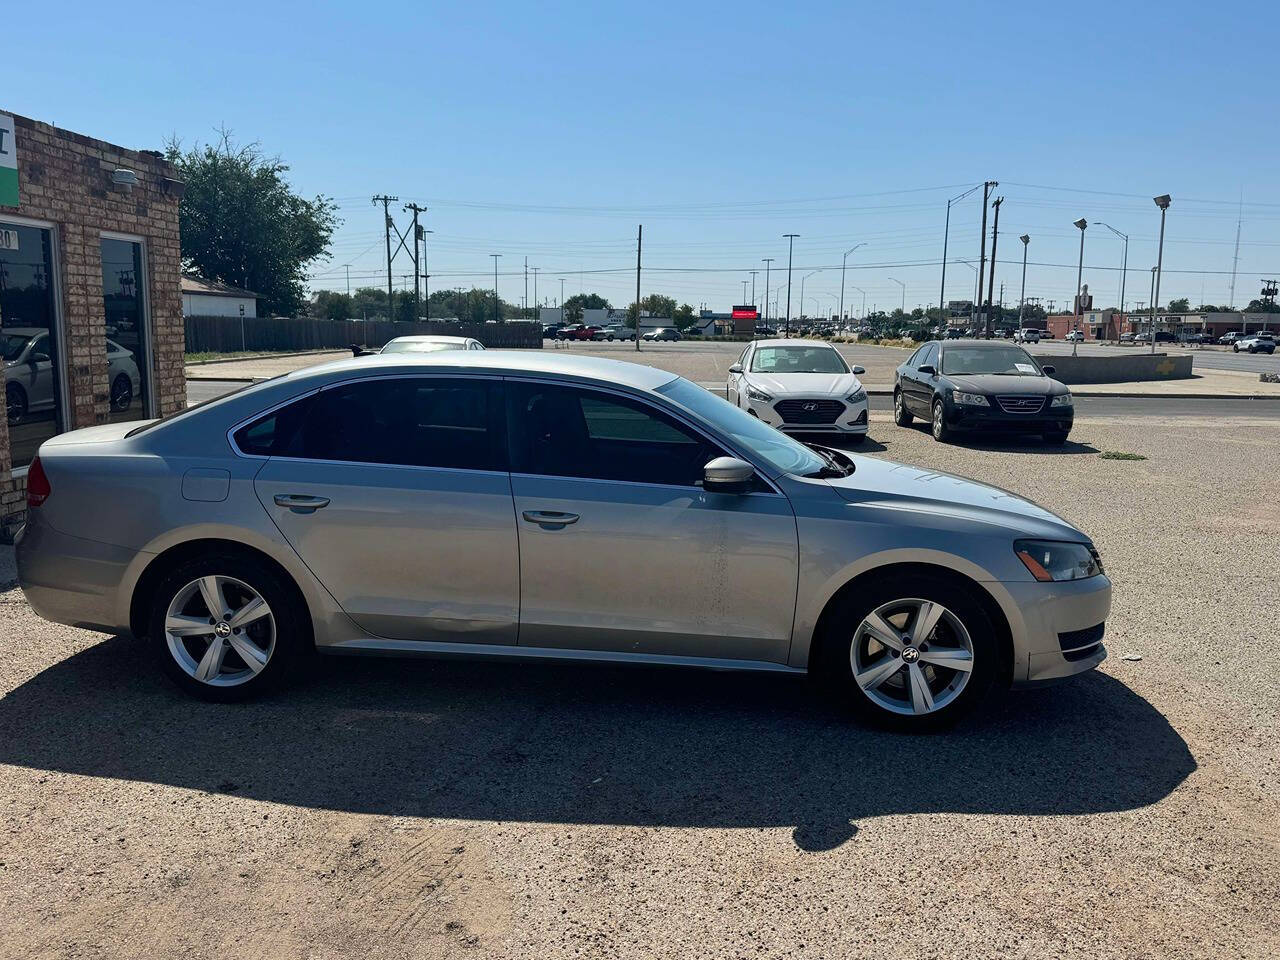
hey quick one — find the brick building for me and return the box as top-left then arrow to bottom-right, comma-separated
0,110 -> 185,537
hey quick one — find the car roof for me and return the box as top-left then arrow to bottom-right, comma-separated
937,339 -> 1025,348
385,335 -> 470,345
280,349 -> 680,391
751,338 -> 839,349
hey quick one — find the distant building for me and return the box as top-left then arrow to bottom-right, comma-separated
182,275 -> 259,318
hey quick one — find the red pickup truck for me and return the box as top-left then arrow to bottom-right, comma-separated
554,324 -> 599,341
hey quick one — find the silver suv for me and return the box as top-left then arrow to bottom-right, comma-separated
16,352 -> 1110,729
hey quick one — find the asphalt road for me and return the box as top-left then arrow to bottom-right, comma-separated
189,375 -> 1280,420
3,414 -> 1277,959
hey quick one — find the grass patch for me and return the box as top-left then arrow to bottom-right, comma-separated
1099,451 -> 1148,461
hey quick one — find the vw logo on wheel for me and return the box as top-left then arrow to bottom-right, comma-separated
802,402 -> 818,412
901,646 -> 920,663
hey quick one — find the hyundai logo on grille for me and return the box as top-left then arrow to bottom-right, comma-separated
996,395 -> 1046,414
802,402 -> 817,412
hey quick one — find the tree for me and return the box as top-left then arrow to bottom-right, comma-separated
1245,298 -> 1280,313
168,131 -> 339,316
1166,297 -> 1191,313
625,293 -> 678,324
563,292 -> 611,323
673,303 -> 698,330
310,289 -> 352,320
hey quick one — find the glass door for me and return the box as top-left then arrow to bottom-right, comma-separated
100,236 -> 151,422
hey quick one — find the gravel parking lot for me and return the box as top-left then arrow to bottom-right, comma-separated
1,404 -> 1277,958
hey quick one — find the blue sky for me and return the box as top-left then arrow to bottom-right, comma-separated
9,0 -> 1279,315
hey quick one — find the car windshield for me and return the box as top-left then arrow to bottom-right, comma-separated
750,345 -> 849,374
941,345 -> 1042,376
381,340 -> 465,353
657,377 -> 829,478
3,334 -> 33,362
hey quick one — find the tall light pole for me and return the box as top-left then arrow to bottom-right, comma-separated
839,243 -> 865,322
852,286 -> 867,322
940,184 -> 984,320
490,254 -> 502,321
783,234 -> 799,337
1096,222 -> 1129,342
531,267 -> 539,321
1148,267 -> 1157,345
800,271 -> 819,323
889,277 -> 905,313
749,270 -> 758,311
1151,195 -> 1171,355
742,279 -> 749,303
1018,235 -> 1030,325
762,258 -> 774,326
1072,219 -> 1087,356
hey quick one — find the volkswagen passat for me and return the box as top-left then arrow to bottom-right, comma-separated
16,352 -> 1110,728
727,339 -> 869,442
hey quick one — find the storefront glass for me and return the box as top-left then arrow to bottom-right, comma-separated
101,236 -> 150,422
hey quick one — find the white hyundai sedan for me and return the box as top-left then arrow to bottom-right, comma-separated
727,339 -> 869,442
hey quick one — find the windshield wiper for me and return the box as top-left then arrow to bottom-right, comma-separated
803,443 -> 855,478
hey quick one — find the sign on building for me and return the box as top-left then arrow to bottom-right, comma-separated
0,114 -> 17,207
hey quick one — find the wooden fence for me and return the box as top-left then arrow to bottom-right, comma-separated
185,316 -> 544,353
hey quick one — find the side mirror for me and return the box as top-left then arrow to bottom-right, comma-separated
703,456 -> 756,493
728,363 -> 743,374
1041,364 -> 1056,375
851,365 -> 866,375
918,364 -> 936,376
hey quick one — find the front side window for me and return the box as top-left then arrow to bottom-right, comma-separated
2,220 -> 63,467
509,382 -> 723,487
101,237 -> 151,422
749,345 -> 849,374
237,377 -> 502,470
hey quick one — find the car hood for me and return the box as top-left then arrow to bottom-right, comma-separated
823,454 -> 1085,541
945,373 -> 1064,395
745,371 -> 862,397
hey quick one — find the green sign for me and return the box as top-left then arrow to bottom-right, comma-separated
0,113 -> 18,207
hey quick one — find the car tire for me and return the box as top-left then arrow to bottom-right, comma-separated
6,382 -> 27,426
110,373 -> 133,412
1233,345 -> 1239,352
814,572 -> 1000,731
931,399 -> 952,443
148,552 -> 306,702
893,389 -> 913,426
1044,428 -> 1070,445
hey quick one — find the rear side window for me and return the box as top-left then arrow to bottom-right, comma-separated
232,394 -> 314,456
296,377 -> 503,471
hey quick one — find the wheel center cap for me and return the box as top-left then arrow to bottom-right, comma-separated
214,621 -> 232,638
901,646 -> 920,664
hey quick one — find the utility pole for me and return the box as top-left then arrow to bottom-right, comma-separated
783,234 -> 799,338
762,258 -> 774,327
1018,235 -> 1030,325
984,195 -> 1003,338
421,230 -> 432,316
634,224 -> 643,352
524,257 -> 528,318
889,277 -> 905,313
749,270 -> 758,311
403,202 -> 427,318
532,267 -> 539,322
490,254 -> 502,322
742,279 -> 749,303
975,181 -> 997,331
372,195 -> 399,320
341,263 -> 351,297
1229,193 -> 1242,309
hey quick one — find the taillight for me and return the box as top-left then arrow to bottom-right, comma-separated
27,456 -> 51,507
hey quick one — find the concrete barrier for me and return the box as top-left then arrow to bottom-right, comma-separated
1033,352 -> 1192,384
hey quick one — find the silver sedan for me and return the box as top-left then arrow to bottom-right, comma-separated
15,352 -> 1111,729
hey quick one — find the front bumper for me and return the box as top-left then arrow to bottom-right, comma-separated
944,398 -> 1073,434
15,513 -> 137,633
1003,573 -> 1112,686
748,397 -> 869,434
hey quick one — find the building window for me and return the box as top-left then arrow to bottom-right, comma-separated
101,236 -> 150,422
1,221 -> 64,468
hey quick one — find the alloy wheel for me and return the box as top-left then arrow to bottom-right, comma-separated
164,575 -> 276,687
850,597 -> 974,716
110,375 -> 133,411
932,403 -> 944,440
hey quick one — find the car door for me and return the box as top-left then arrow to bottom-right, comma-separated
249,375 -> 520,644
904,344 -> 937,415
506,379 -> 798,663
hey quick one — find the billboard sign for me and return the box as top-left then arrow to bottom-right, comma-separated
0,114 -> 17,207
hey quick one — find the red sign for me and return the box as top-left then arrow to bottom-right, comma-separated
731,305 -> 759,320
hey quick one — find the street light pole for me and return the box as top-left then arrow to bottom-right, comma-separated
889,277 -> 905,313
1073,219 -> 1087,357
839,243 -> 864,323
783,234 -> 799,338
852,286 -> 867,321
1148,267 -> 1157,345
939,184 -> 983,322
1151,196 -> 1171,355
800,271 -> 819,324
762,259 -> 774,327
1018,235 -> 1030,325
490,254 -> 502,321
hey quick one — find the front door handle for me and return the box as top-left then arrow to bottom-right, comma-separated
522,510 -> 580,528
274,494 -> 330,514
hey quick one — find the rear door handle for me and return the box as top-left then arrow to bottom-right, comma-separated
274,494 -> 330,514
522,510 -> 580,528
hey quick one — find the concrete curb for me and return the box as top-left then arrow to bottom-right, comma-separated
186,349 -> 345,366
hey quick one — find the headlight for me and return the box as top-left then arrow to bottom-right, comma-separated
1014,540 -> 1103,582
845,387 -> 867,403
745,385 -> 773,403
952,391 -> 989,406
1051,394 -> 1073,407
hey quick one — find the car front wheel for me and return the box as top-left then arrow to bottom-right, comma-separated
149,553 -> 305,702
931,399 -> 952,442
817,573 -> 999,730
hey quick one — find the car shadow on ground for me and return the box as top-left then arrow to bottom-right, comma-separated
900,422 -> 1100,455
0,637 -> 1194,851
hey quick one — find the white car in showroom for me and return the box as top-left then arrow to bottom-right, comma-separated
726,339 -> 869,442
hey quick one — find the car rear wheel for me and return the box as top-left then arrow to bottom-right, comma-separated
893,389 -> 912,426
816,573 -> 999,730
110,373 -> 133,412
931,399 -> 952,443
149,553 -> 305,702
6,382 -> 27,426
